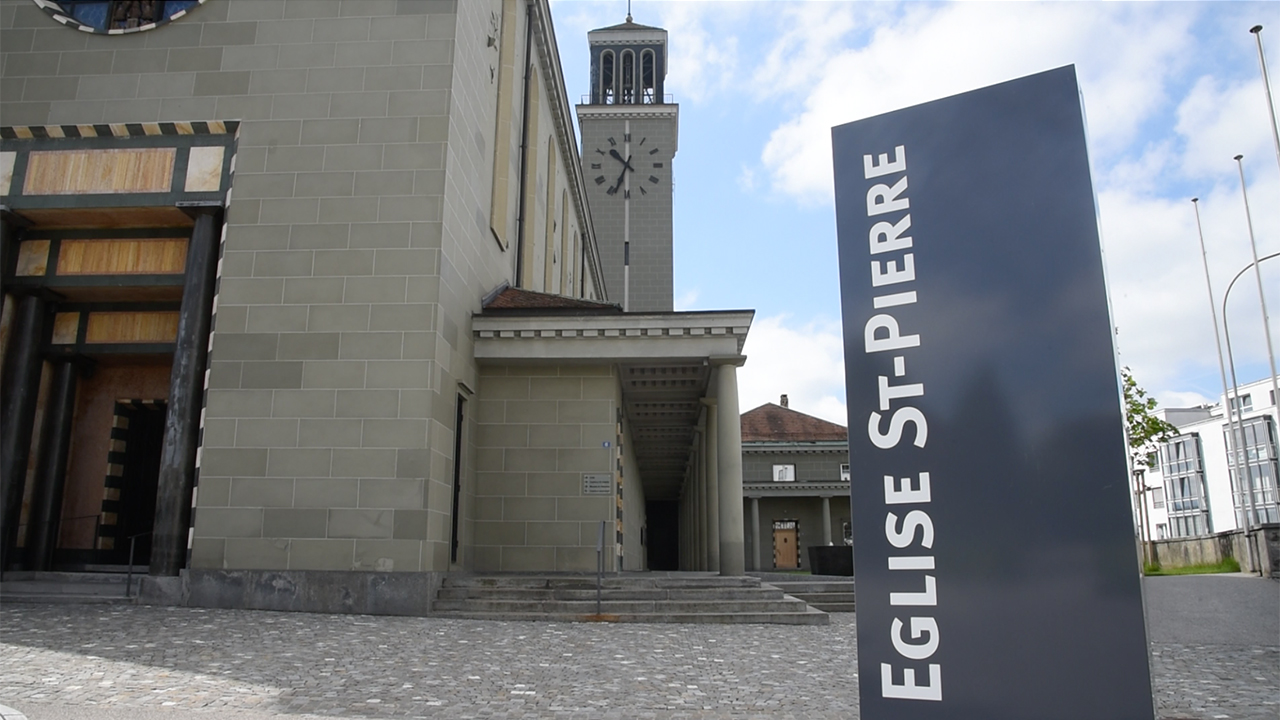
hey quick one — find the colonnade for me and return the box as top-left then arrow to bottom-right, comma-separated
678,358 -> 746,575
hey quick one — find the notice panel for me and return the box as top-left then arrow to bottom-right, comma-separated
832,66 -> 1153,720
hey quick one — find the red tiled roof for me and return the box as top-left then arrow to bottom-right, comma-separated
740,403 -> 847,442
483,287 -> 622,312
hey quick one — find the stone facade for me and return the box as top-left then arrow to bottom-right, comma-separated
1,0 -> 754,602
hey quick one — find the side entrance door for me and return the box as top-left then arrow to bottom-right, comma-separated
772,520 -> 798,570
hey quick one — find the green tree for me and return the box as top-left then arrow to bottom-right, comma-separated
1121,367 -> 1177,472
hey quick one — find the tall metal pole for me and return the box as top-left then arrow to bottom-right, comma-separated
1233,156 -> 1280,417
1221,281 -> 1262,573
1192,199 -> 1255,548
1250,26 -> 1280,176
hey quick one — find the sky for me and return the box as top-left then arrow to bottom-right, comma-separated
547,0 -> 1280,425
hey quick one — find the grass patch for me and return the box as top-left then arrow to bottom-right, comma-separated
1144,557 -> 1241,576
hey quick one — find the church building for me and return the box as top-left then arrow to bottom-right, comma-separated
0,0 -> 753,613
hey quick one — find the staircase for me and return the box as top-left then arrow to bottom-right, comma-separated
0,570 -> 141,605
433,572 -> 828,625
752,573 -> 856,613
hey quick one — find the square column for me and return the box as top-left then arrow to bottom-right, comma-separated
702,399 -> 720,572
821,496 -> 833,546
712,357 -> 746,576
152,207 -> 220,576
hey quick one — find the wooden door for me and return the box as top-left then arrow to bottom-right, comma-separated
773,525 -> 798,569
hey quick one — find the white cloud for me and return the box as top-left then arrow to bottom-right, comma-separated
674,289 -> 700,310
1175,74 -> 1275,179
654,3 -> 742,103
759,2 -> 1197,205
739,315 -> 848,425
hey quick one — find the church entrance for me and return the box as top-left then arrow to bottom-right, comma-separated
55,363 -> 172,569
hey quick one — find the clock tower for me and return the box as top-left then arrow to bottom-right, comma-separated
577,14 -> 678,312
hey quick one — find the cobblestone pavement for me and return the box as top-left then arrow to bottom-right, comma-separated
0,581 -> 1276,719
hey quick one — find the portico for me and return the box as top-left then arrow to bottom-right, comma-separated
472,290 -> 752,574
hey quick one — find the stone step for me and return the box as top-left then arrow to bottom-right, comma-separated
434,586 -> 786,602
764,581 -> 856,594
431,608 -> 830,625
788,591 -> 856,604
442,574 -> 762,590
0,592 -> 134,605
1,571 -> 139,605
3,571 -> 138,585
806,601 -> 856,613
433,573 -> 827,625
432,597 -> 809,614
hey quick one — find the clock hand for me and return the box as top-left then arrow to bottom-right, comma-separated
610,165 -> 628,194
609,149 -> 636,171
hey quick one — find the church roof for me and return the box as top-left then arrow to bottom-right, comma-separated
482,286 -> 622,314
741,402 -> 848,443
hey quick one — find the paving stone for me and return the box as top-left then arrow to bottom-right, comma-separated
0,599 -> 1274,719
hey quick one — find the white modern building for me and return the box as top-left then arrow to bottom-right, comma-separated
1136,376 -> 1279,542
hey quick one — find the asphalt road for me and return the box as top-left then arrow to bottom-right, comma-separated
1144,573 -> 1278,646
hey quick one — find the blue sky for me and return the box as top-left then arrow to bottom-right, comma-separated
549,1 -> 1280,424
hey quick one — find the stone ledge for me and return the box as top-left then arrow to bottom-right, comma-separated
138,568 -> 444,616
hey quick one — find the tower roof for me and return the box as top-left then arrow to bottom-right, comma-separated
592,18 -> 665,33
741,403 -> 848,443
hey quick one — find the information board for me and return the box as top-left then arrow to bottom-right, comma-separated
832,66 -> 1153,720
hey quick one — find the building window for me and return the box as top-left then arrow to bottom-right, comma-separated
773,464 -> 795,482
1156,523 -> 1168,540
1228,393 -> 1253,414
1223,415 -> 1279,526
1151,487 -> 1164,509
840,463 -> 850,482
1160,435 -> 1211,538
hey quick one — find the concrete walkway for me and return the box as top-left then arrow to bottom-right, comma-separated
0,575 -> 1274,719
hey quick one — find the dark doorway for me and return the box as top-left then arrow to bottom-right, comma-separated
450,393 -> 465,564
103,401 -> 165,566
645,500 -> 679,570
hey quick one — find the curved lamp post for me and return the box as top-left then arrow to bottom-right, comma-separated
1222,250 -> 1279,571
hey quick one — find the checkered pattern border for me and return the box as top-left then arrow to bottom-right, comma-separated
1,120 -> 239,140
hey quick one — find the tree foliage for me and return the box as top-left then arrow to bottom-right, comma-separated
1122,367 -> 1177,472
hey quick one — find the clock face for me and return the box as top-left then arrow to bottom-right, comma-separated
589,134 -> 663,200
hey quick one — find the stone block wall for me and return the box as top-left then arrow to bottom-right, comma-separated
473,363 -> 625,571
743,449 -> 846,484
578,113 -> 675,311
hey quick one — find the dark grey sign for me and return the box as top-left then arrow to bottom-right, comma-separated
832,66 -> 1153,720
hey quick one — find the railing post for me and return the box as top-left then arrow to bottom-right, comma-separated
126,536 -> 137,598
596,520 -> 605,615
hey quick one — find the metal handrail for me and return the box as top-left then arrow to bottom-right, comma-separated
125,531 -> 152,598
16,513 -> 102,553
579,93 -> 675,105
